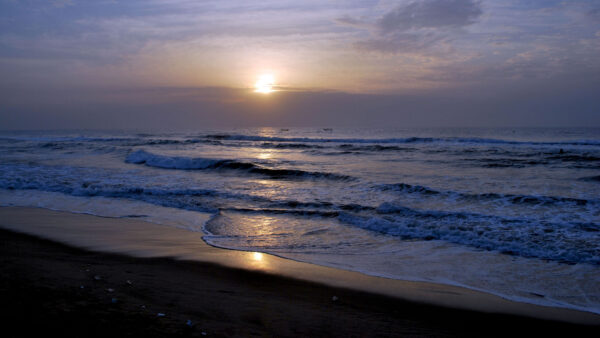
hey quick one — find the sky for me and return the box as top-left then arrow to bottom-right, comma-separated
0,0 -> 599,129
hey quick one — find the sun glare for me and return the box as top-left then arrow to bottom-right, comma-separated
255,74 -> 275,93
253,252 -> 263,261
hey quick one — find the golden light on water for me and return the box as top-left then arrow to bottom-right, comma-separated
254,74 -> 275,93
257,150 -> 272,160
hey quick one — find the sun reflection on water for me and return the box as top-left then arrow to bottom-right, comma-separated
257,151 -> 272,160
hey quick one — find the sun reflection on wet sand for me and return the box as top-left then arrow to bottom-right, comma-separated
248,251 -> 270,270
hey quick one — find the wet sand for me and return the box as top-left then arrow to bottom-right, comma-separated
0,207 -> 598,337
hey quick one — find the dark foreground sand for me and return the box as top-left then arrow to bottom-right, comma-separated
1,227 -> 598,338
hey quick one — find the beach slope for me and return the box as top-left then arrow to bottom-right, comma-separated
0,207 -> 598,337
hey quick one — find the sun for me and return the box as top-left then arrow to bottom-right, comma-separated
254,74 -> 275,94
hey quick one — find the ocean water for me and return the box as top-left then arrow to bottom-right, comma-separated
1,127 -> 599,312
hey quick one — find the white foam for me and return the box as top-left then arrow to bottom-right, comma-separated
126,150 -> 220,169
341,205 -> 600,265
202,211 -> 600,315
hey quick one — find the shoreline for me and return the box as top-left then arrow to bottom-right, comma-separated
1,206 -> 599,329
2,192 -> 598,317
2,228 -> 597,337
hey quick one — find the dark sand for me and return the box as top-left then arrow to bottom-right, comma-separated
1,227 -> 598,337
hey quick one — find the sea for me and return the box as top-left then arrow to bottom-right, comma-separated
0,127 -> 599,313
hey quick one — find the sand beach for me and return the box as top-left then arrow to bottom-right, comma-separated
1,207 -> 598,337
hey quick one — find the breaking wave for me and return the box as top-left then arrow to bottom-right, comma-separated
378,182 -> 597,207
338,202 -> 600,264
126,150 -> 353,181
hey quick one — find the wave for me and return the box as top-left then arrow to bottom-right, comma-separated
135,139 -> 219,146
125,150 -> 353,181
546,154 -> 600,162
0,136 -> 138,143
5,134 -> 599,155
579,175 -> 600,182
0,137 -> 26,143
223,207 -> 340,218
265,200 -> 376,214
3,160 -> 598,264
0,135 -> 226,148
0,164 -> 367,217
259,142 -> 323,149
457,158 -> 599,169
0,184 -> 218,215
209,198 -> 600,264
465,158 -> 549,168
339,202 -> 600,264
336,144 -> 415,152
378,183 -> 596,206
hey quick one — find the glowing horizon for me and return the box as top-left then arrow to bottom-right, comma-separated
254,74 -> 276,94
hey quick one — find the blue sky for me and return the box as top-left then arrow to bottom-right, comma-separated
1,0 -> 599,128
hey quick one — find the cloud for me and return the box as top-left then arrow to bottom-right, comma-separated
587,8 -> 600,21
338,0 -> 482,54
333,15 -> 369,29
354,31 -> 443,53
377,0 -> 482,34
1,0 -> 599,106
53,0 -> 74,8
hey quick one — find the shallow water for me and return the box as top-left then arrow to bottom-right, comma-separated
1,127 -> 599,312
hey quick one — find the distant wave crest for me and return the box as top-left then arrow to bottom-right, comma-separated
204,134 -> 600,147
